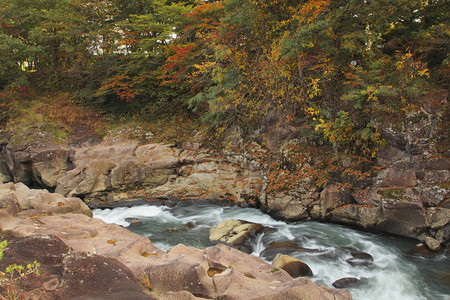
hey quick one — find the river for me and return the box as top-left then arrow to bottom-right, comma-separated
93,203 -> 449,300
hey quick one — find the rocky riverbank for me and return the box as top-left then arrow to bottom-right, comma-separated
0,124 -> 448,248
0,181 -> 352,299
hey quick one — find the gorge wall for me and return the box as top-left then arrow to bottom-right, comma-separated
0,117 -> 448,249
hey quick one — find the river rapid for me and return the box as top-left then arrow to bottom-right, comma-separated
93,203 -> 449,300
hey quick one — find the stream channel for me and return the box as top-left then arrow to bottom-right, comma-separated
93,203 -> 449,300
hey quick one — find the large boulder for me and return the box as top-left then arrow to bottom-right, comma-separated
209,219 -> 264,253
320,185 -> 356,215
55,141 -> 139,197
265,193 -> 310,221
272,253 -> 313,277
0,235 -> 154,300
0,182 -> 91,218
1,129 -> 71,187
31,148 -> 72,187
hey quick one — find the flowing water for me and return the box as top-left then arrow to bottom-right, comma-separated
93,203 -> 450,300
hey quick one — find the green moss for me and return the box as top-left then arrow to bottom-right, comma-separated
377,188 -> 407,200
271,268 -> 280,272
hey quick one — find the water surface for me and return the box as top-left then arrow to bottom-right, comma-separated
93,203 -> 450,300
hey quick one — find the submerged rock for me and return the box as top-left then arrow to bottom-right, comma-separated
408,243 -> 434,256
343,247 -> 374,261
260,241 -> 316,261
333,277 -> 368,289
343,247 -> 375,269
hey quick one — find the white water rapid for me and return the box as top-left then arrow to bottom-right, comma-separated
93,203 -> 449,300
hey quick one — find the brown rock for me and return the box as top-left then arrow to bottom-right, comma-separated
31,148 -> 71,187
320,185 -> 355,214
426,158 -> 450,171
408,243 -> 433,256
160,291 -> 203,300
333,277 -> 367,289
343,247 -> 374,261
329,204 -> 382,229
260,241 -> 312,260
224,277 -> 352,300
209,219 -> 264,252
272,254 -> 313,277
0,235 -> 153,300
265,192 -> 310,221
425,236 -> 442,251
144,244 -> 214,297
380,169 -> 417,187
0,191 -> 20,217
424,170 -> 450,184
376,199 -> 428,239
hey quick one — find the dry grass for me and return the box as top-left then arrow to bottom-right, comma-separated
138,273 -> 152,291
4,91 -> 208,146
7,92 -> 107,144
31,93 -> 106,139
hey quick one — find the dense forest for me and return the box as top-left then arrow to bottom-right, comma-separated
0,0 -> 448,157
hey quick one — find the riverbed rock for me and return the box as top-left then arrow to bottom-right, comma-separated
223,277 -> 352,300
333,277 -> 367,289
408,243 -> 434,256
343,247 -> 374,261
342,247 -> 375,268
209,219 -> 264,253
160,291 -> 203,300
260,241 -> 311,260
272,254 -> 313,277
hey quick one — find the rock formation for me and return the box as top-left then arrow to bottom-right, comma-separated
0,122 -> 448,247
209,219 -> 265,253
0,182 -> 352,299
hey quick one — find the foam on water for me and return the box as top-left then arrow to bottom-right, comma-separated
93,203 -> 449,300
93,205 -> 171,227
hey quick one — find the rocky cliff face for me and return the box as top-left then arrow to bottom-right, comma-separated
260,109 -> 449,247
0,117 -> 448,248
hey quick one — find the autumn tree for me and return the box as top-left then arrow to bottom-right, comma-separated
179,0 -> 448,156
91,0 -> 192,114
